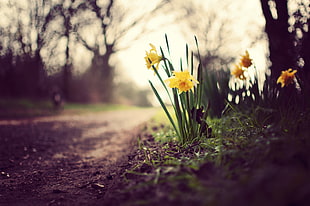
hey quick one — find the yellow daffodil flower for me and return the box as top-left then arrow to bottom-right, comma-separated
277,68 -> 297,88
165,70 -> 199,93
240,50 -> 252,68
144,43 -> 162,70
231,64 -> 246,80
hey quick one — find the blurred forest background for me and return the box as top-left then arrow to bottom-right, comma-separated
0,0 -> 309,109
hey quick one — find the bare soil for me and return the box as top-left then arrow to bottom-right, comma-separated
0,108 -> 158,206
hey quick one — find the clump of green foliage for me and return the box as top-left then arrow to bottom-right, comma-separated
113,101 -> 310,206
146,35 -> 211,145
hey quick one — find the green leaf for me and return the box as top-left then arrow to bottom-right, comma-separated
149,80 -> 180,139
165,33 -> 170,55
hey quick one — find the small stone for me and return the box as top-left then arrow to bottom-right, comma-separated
91,183 -> 105,190
1,171 -> 10,178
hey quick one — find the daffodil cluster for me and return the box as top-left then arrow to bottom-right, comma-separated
231,50 -> 253,80
144,44 -> 199,93
145,36 -> 209,144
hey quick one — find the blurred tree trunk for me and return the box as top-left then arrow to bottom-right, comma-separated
260,0 -> 309,79
86,0 -> 115,102
260,0 -> 295,81
89,46 -> 114,102
99,45 -> 114,102
260,0 -> 310,106
62,5 -> 73,100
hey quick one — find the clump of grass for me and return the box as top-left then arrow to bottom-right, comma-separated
113,104 -> 310,206
0,98 -> 140,119
63,103 -> 138,114
0,98 -> 55,119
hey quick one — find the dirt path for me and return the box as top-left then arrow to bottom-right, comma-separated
0,108 -> 158,206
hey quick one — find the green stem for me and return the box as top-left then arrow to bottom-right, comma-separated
153,65 -> 174,107
186,91 -> 196,139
